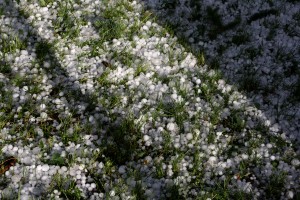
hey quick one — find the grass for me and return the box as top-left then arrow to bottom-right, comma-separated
0,0 -> 299,199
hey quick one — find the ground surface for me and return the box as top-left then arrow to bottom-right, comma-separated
0,0 -> 299,199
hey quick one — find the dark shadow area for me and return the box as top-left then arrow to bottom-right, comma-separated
139,0 -> 300,143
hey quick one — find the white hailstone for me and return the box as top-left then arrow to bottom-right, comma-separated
232,101 -> 241,109
144,156 -> 152,164
195,79 -> 201,85
149,84 -> 155,91
91,183 -> 96,189
61,166 -> 67,172
22,86 -> 29,92
216,132 -> 222,137
109,190 -> 115,197
13,93 -> 19,99
186,133 -> 193,141
13,146 -> 18,152
167,169 -> 174,176
40,104 -> 46,110
141,98 -> 148,104
189,37 -> 194,43
171,93 -> 177,100
265,120 -> 271,126
118,166 -> 126,174
22,157 -> 32,165
69,169 -> 76,176
32,147 -> 41,155
167,122 -> 177,132
241,154 -> 249,160
18,149 -> 23,154
266,143 -> 273,148
208,156 -> 218,166
194,129 -> 200,137
11,175 -> 22,183
40,112 -> 48,119
146,21 -> 152,27
270,155 -> 276,161
152,59 -> 161,66
44,62 -> 50,68
145,141 -> 152,146
174,143 -> 180,148
98,162 -> 104,169
142,25 -> 149,31
76,174 -> 81,180
41,175 -> 48,181
35,127 -> 44,137
42,165 -> 50,172
291,159 -> 300,167
36,165 -> 42,171
143,135 -> 150,141
89,116 -> 94,123
287,191 -> 294,199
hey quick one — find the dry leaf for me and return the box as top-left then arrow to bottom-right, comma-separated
0,156 -> 17,175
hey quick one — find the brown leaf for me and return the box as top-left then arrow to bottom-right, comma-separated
0,156 -> 17,175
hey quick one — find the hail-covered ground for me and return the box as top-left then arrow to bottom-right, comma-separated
0,0 -> 299,199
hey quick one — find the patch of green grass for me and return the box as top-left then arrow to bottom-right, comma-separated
209,58 -> 220,70
244,47 -> 262,59
0,35 -> 27,54
97,70 -> 110,87
35,41 -> 53,62
111,50 -> 135,67
157,101 -> 189,132
238,64 -> 260,92
221,110 -> 245,132
0,61 -> 12,75
206,6 -> 223,27
92,4 -> 127,43
60,121 -> 86,145
265,172 -> 287,199
12,74 -> 31,88
155,162 -> 165,179
293,79 -> 300,101
205,6 -> 241,39
239,75 -> 259,92
161,0 -> 180,10
161,130 -> 173,155
38,0 -> 55,7
43,152 -> 66,166
53,2 -> 82,39
49,173 -> 84,200
166,184 -> 185,200
232,32 -> 250,45
172,153 -> 184,177
134,64 -> 148,77
133,181 -> 147,200
101,115 -> 142,165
